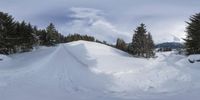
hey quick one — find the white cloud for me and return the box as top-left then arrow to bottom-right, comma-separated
142,19 -> 187,43
58,7 -> 189,44
1,0 -> 199,43
59,7 -> 130,43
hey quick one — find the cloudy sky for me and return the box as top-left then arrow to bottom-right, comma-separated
1,0 -> 200,43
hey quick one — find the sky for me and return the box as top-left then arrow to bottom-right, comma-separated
0,0 -> 200,43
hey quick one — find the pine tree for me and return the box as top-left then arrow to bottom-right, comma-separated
0,18 -> 5,54
132,23 -> 147,57
146,33 -> 155,58
65,33 -> 95,42
0,11 -> 17,54
37,29 -> 48,45
185,13 -> 200,55
116,38 -> 127,51
127,43 -> 134,54
131,23 -> 155,58
46,23 -> 59,46
15,21 -> 36,52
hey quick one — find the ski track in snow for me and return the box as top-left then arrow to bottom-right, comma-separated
0,41 -> 200,100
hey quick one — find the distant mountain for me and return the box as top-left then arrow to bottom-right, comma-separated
155,42 -> 184,49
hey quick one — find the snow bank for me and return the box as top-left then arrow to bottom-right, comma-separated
188,54 -> 200,61
176,54 -> 200,68
65,41 -> 192,95
0,54 -> 11,62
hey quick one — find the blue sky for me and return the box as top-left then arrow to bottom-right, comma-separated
1,0 -> 200,43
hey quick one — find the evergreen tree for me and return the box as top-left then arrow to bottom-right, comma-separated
127,43 -> 134,54
132,23 -> 147,57
185,13 -> 200,55
0,18 -> 6,54
65,34 -> 95,42
46,23 -> 59,45
116,38 -> 127,51
131,23 -> 155,58
146,33 -> 155,58
15,21 -> 36,52
0,11 -> 17,54
37,29 -> 48,45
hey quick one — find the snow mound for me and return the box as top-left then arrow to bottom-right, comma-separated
0,54 -> 11,62
176,54 -> 200,68
65,41 -> 192,95
67,40 -> 130,57
188,54 -> 200,61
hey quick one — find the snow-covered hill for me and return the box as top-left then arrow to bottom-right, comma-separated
0,41 -> 200,100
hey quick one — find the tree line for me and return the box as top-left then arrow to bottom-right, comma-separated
0,12 -> 37,54
0,11 -> 97,55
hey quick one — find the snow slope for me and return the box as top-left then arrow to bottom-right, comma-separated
0,40 -> 200,100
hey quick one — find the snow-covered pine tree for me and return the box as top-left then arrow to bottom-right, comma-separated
185,13 -> 200,55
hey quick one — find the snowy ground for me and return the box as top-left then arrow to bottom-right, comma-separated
0,40 -> 200,100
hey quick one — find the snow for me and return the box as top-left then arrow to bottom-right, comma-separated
0,54 -> 11,62
0,40 -> 200,100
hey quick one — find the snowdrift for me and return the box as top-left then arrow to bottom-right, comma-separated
0,54 -> 11,62
0,40 -> 200,100
66,42 -> 197,96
